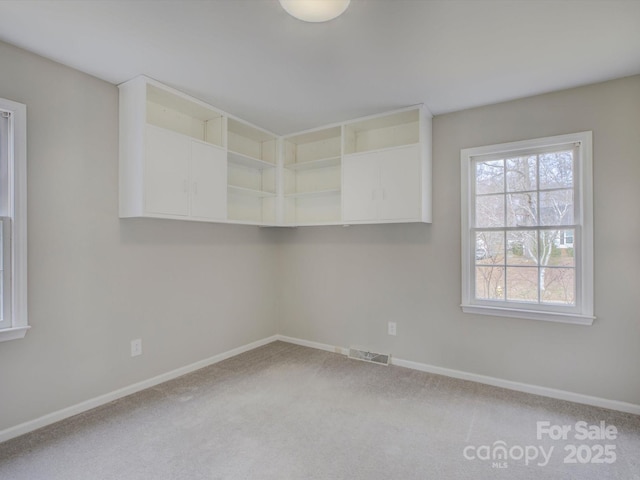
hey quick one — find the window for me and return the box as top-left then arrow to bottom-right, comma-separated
461,132 -> 594,325
0,97 -> 28,341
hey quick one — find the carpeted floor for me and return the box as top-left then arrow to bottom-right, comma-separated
1,341 -> 639,479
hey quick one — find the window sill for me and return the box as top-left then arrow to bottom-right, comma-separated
0,325 -> 30,342
461,304 -> 595,325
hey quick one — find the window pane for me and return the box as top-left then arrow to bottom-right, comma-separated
506,267 -> 538,302
475,266 -> 505,300
545,229 -> 576,267
506,193 -> 537,227
540,189 -> 573,226
475,194 -> 504,228
506,155 -> 537,192
476,231 -> 504,265
475,159 -> 504,195
541,268 -> 575,305
539,150 -> 573,190
538,230 -> 559,269
507,230 -> 537,266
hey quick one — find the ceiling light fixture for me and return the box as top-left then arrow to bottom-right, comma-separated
279,0 -> 350,23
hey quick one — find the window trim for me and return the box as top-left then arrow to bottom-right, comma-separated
461,132 -> 594,325
0,97 -> 28,342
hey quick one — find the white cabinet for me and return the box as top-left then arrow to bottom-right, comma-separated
119,76 -> 274,225
144,125 -> 227,220
145,125 -> 190,217
342,108 -> 430,224
120,76 -> 432,227
343,145 -> 421,222
342,152 -> 378,222
190,140 -> 227,221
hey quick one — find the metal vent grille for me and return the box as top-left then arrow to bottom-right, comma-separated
348,347 -> 391,366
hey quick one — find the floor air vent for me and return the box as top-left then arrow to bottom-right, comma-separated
348,348 -> 391,366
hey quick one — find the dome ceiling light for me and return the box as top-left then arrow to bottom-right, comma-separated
279,0 -> 351,22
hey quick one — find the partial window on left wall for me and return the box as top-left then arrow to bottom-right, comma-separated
0,97 -> 28,342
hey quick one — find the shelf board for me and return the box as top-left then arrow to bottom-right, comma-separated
228,150 -> 276,170
285,188 -> 341,199
284,126 -> 341,145
225,219 -> 278,227
345,108 -> 419,133
343,142 -> 420,157
284,156 -> 341,171
228,185 -> 276,198
287,220 -> 342,227
227,118 -> 276,143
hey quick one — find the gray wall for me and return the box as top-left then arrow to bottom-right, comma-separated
0,41 -> 280,431
279,75 -> 640,405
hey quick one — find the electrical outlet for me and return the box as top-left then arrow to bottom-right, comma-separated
131,339 -> 142,357
388,322 -> 397,336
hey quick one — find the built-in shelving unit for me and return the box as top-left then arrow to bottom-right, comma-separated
228,185 -> 277,198
283,126 -> 342,225
344,109 -> 419,154
227,118 -> 277,224
284,188 -> 341,199
146,84 -> 225,148
342,107 -> 430,224
119,76 -> 431,227
285,156 -> 341,171
120,77 -> 228,222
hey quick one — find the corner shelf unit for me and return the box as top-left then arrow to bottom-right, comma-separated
226,118 -> 277,224
119,75 -> 431,227
282,126 -> 342,226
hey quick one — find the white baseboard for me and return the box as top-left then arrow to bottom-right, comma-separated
3,333 -> 637,444
276,335 -> 640,416
276,335 -> 349,355
0,335 -> 279,444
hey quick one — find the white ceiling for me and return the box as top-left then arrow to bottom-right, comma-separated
0,0 -> 639,134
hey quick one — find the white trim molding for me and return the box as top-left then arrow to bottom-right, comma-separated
460,304 -> 595,325
2,333 -> 637,444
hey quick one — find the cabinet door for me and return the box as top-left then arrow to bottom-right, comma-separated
145,125 -> 189,216
190,141 -> 227,220
342,153 -> 380,222
378,144 -> 422,221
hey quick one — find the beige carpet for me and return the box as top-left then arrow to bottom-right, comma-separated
1,341 -> 639,479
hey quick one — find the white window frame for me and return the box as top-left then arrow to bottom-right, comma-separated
461,132 -> 594,325
0,97 -> 28,341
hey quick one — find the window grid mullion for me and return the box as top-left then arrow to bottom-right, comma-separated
502,159 -> 507,300
537,153 -> 541,304
476,185 -> 574,197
